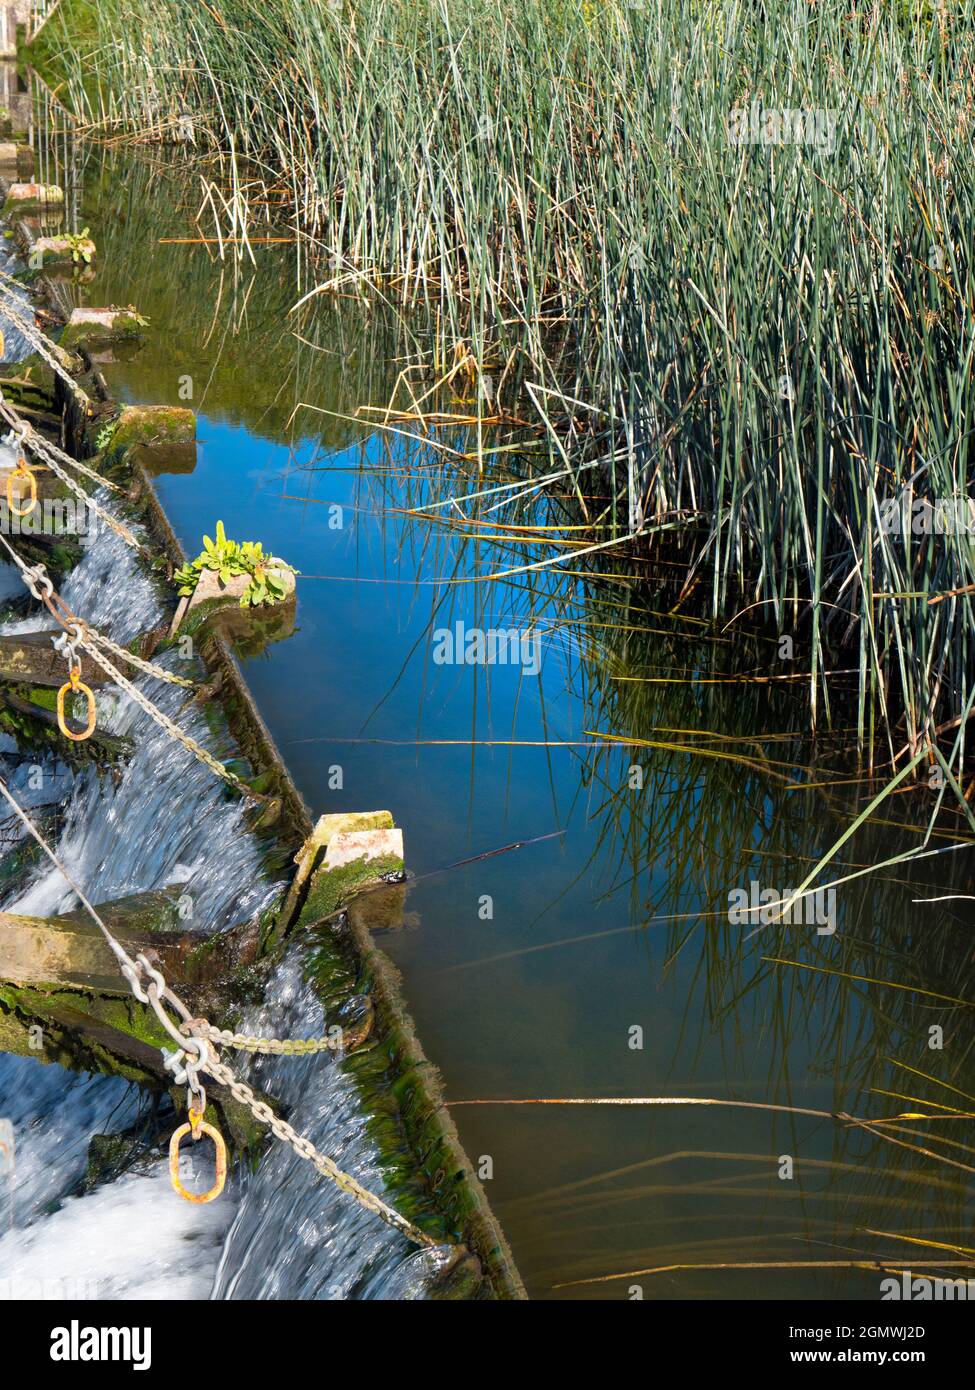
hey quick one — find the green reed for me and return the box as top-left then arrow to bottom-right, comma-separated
34,0 -> 975,779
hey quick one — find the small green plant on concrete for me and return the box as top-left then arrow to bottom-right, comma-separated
174,520 -> 295,607
94,417 -> 118,452
62,227 -> 95,265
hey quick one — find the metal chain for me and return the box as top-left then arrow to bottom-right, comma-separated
0,537 -> 192,690
0,401 -> 188,690
0,389 -> 440,1248
0,773 -> 440,1250
15,420 -> 127,510
0,539 -> 240,788
0,275 -> 88,403
0,533 -> 57,597
0,404 -> 142,552
88,630 -> 196,690
77,633 -> 254,795
199,1024 -> 344,1055
2,409 -> 123,492
199,1051 -> 439,1247
53,624 -> 83,682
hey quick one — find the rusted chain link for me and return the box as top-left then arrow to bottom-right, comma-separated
198,1048 -> 439,1247
1,407 -> 123,492
198,1024 -> 344,1056
5,453 -> 36,516
0,401 -> 142,552
0,400 -> 189,691
53,625 -> 98,741
0,775 -> 441,1247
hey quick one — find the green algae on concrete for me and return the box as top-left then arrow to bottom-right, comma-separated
276,811 -> 395,934
296,854 -> 404,929
0,981 -> 268,1156
298,877 -> 527,1300
59,307 -> 149,352
0,892 -> 195,992
1,183 -> 64,217
107,403 -> 195,451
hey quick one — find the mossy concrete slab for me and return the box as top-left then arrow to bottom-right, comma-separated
0,630 -> 109,688
2,182 -> 63,216
60,307 -> 147,351
325,827 -> 404,870
0,890 -> 197,991
110,404 -> 195,450
277,811 -> 395,930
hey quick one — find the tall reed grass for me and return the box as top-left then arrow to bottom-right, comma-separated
35,0 -> 975,780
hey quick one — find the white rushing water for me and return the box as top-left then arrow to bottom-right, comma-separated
0,244 -> 36,366
0,503 -> 434,1299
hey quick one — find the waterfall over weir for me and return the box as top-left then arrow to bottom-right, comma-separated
0,508 -> 434,1299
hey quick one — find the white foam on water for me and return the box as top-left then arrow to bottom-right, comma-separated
0,1163 -> 232,1301
0,252 -> 35,364
0,1055 -> 138,1224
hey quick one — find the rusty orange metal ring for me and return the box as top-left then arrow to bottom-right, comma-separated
56,675 -> 97,741
6,462 -> 37,518
168,1119 -> 227,1204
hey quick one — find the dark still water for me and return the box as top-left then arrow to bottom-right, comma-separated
44,138 -> 975,1298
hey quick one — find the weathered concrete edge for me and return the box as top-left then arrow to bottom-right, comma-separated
341,898 -> 528,1300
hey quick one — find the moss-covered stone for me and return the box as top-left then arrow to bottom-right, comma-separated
296,854 -> 404,929
111,404 -> 195,451
60,309 -> 148,352
85,1130 -> 144,1191
1,183 -> 64,217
